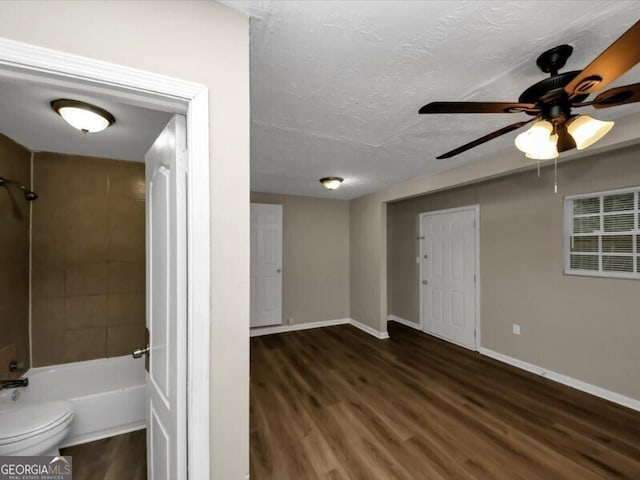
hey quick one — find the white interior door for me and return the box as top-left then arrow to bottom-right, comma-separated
144,115 -> 187,480
420,207 -> 477,350
250,203 -> 283,327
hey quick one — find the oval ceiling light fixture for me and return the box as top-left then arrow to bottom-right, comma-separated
319,176 -> 344,190
51,99 -> 115,133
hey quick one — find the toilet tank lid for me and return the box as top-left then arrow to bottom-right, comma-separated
0,400 -> 74,442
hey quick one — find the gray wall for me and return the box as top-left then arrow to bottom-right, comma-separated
251,192 -> 350,325
387,145 -> 640,401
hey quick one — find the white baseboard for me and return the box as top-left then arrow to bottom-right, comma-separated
250,317 -> 389,340
350,318 -> 390,339
250,318 -> 350,337
479,348 -> 640,413
387,314 -> 421,330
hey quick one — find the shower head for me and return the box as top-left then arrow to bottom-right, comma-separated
0,176 -> 38,201
24,190 -> 38,201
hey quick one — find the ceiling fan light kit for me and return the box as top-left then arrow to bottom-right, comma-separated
419,20 -> 640,162
566,115 -> 614,150
515,120 -> 559,160
514,114 -> 614,160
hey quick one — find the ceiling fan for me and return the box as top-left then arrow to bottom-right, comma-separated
419,20 -> 640,160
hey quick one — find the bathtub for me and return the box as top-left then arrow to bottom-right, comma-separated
0,355 -> 146,447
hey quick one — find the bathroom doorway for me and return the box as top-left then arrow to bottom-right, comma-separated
0,39 -> 210,479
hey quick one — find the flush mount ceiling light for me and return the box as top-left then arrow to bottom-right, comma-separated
51,99 -> 115,133
319,176 -> 344,190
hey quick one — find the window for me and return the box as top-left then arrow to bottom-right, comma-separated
564,186 -> 640,279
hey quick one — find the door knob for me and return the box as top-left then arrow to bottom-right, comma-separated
422,280 -> 428,285
132,345 -> 150,359
276,268 -> 281,273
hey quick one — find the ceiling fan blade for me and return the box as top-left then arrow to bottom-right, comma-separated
556,124 -> 576,153
591,82 -> 640,109
565,20 -> 640,96
436,118 -> 536,159
419,101 -> 537,114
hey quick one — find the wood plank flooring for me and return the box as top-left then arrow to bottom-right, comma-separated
60,429 -> 146,480
250,322 -> 640,480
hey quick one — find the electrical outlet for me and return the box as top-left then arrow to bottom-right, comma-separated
512,324 -> 521,335
288,317 -> 294,325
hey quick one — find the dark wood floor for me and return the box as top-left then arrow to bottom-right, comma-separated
250,322 -> 640,480
61,429 -> 146,480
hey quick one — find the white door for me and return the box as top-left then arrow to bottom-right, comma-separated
420,207 -> 477,350
250,203 -> 283,327
144,115 -> 187,480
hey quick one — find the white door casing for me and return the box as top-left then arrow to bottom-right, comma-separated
420,206 -> 478,350
0,39 -> 211,478
146,115 -> 188,480
250,203 -> 283,328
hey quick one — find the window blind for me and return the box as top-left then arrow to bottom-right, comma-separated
565,188 -> 639,279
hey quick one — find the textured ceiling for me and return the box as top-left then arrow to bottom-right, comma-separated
0,77 -> 172,162
223,0 -> 640,199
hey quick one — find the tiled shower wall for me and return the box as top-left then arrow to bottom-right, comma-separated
31,152 -> 145,366
0,133 -> 30,378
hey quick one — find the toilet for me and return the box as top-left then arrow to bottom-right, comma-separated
0,400 -> 74,456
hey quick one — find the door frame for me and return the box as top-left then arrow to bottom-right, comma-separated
418,204 -> 481,351
0,38 -> 210,478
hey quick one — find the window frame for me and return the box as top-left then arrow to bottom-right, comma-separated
564,186 -> 640,280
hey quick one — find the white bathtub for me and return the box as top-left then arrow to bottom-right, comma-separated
0,355 -> 146,447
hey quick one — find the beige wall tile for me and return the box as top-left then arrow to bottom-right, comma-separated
108,261 -> 145,294
67,157 -> 109,197
0,261 -> 28,304
0,345 -> 17,379
108,228 -> 144,261
32,296 -> 65,332
31,153 -> 146,365
107,324 -> 145,357
32,261 -> 65,298
10,321 -> 29,369
66,195 -> 108,230
65,295 -> 108,330
66,228 -> 109,261
109,198 -> 144,230
32,328 -> 65,367
107,293 -> 145,326
64,328 -> 107,363
31,198 -> 66,232
65,261 -> 108,295
0,228 -> 29,265
33,153 -> 69,197
0,306 -> 13,345
109,162 -> 145,200
0,302 -> 28,371
32,229 -> 66,263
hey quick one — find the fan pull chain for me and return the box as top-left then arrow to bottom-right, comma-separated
554,157 -> 558,194
537,161 -> 541,177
